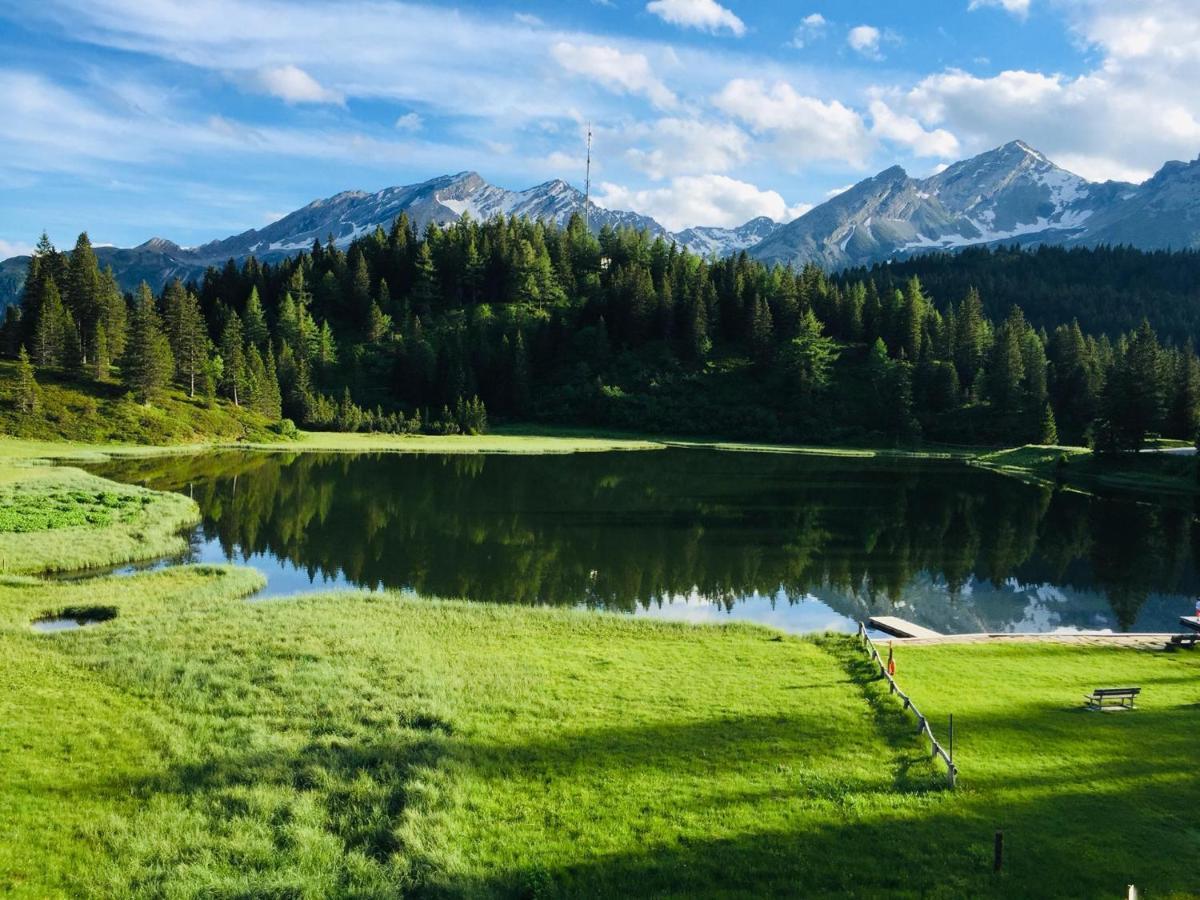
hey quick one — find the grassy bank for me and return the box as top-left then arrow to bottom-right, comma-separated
0,464 -> 199,574
974,444 -> 1200,498
0,360 -> 282,445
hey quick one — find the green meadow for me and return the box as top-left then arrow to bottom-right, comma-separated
0,447 -> 1198,898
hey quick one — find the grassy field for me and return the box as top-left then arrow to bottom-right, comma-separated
3,569 -> 1198,897
894,641 -> 1200,897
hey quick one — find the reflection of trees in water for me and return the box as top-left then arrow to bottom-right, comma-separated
96,451 -> 1200,630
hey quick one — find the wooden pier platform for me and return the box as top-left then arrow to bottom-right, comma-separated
867,616 -> 943,639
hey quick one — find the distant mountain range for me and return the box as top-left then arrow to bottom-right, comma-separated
753,140 -> 1200,269
3,140 -> 1199,308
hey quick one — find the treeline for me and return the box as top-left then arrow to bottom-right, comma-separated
2,219 -> 1197,450
0,233 -> 487,436
844,244 -> 1200,344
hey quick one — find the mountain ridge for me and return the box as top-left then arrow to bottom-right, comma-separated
3,141 -> 1200,308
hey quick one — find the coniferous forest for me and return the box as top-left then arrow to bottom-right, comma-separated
2,214 -> 1197,451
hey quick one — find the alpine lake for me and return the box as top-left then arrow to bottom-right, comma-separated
90,447 -> 1199,635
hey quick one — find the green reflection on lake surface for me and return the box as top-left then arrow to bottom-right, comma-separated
93,449 -> 1200,634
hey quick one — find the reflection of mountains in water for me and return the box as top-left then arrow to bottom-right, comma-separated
800,573 -> 1188,635
640,573 -> 1189,635
92,449 -> 1200,634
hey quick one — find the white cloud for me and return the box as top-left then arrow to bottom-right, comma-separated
824,184 -> 854,198
514,12 -> 544,26
394,112 -> 423,131
0,238 -> 34,258
968,0 -> 1031,19
903,64 -> 1199,182
645,0 -> 746,37
713,79 -> 872,166
552,42 -> 677,109
541,150 -> 586,173
595,174 -> 808,230
791,13 -> 827,48
847,25 -> 882,59
622,117 -> 750,179
868,99 -> 960,158
891,1 -> 1200,183
256,64 -> 343,105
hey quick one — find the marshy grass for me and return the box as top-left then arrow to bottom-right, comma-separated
0,465 -> 199,575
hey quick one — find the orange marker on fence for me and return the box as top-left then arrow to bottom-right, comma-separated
887,642 -> 896,676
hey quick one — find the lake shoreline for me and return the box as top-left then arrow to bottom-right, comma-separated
4,426 -> 1197,504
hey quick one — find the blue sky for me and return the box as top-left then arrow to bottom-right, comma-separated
0,0 -> 1197,254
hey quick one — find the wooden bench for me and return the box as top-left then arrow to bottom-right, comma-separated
1168,633 -> 1199,651
1084,687 -> 1140,710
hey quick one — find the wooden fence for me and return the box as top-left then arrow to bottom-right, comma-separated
856,622 -> 958,789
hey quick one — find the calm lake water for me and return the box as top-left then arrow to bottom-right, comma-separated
92,449 -> 1200,635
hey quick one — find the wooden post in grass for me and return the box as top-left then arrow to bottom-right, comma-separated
993,831 -> 1004,873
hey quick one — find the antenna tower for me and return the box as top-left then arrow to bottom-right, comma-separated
584,123 -> 592,234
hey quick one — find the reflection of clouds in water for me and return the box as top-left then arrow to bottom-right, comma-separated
630,588 -> 858,634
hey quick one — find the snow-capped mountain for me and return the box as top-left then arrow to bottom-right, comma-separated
193,171 -> 669,264
4,143 -> 1200,309
750,141 -> 1139,269
674,216 -> 781,257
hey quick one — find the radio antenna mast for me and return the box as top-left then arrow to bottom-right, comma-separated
584,122 -> 592,234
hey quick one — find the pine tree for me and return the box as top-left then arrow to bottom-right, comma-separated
1100,320 -> 1164,451
15,346 -> 38,414
93,323 -> 110,382
1040,402 -> 1059,445
166,287 -> 209,398
219,312 -> 247,406
262,347 -> 283,420
954,287 -> 987,388
366,301 -> 391,343
779,309 -> 839,400
98,267 -> 127,362
65,232 -> 102,363
749,296 -> 775,369
987,309 -> 1026,420
243,287 -> 270,350
412,242 -> 438,315
33,276 -> 71,368
123,283 -> 174,405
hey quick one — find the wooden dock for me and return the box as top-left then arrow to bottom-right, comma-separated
867,616 -> 943,639
1181,616 -> 1200,632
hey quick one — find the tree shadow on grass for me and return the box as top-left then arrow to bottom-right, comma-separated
817,636 -> 948,793
93,700 -> 1200,900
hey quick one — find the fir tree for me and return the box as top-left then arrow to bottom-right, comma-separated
15,346 -> 38,414
219,312 -> 247,406
123,283 -> 174,405
1040,402 -> 1059,445
243,287 -> 270,350
93,323 -> 110,382
65,232 -> 102,363
33,276 -> 71,368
